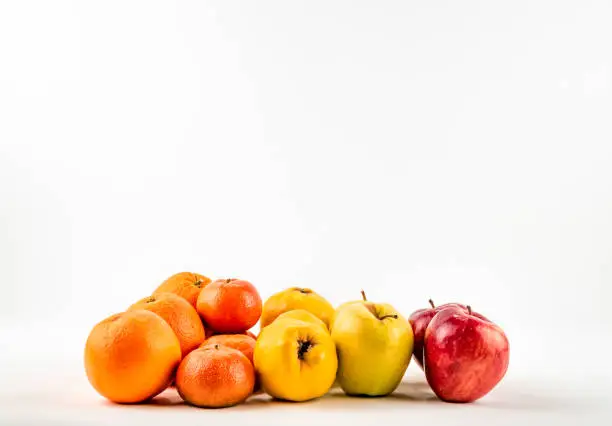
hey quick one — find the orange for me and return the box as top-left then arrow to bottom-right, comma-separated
175,345 -> 255,408
154,272 -> 211,308
84,310 -> 181,403
128,292 -> 206,357
197,278 -> 262,333
201,334 -> 256,364
205,329 -> 258,340
205,326 -> 216,340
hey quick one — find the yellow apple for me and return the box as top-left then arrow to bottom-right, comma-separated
331,290 -> 413,396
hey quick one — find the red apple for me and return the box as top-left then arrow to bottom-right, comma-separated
408,300 -> 468,369
423,305 -> 509,403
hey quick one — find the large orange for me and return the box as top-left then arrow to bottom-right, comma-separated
154,272 -> 211,308
84,310 -> 181,403
175,345 -> 255,408
128,292 -> 206,357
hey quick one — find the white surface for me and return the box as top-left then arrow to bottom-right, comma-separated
1,0 -> 612,424
1,325 -> 611,425
1,334 -> 611,426
3,377 -> 612,426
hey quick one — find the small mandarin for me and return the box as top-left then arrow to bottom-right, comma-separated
197,278 -> 262,333
201,334 -> 256,364
176,345 -> 255,408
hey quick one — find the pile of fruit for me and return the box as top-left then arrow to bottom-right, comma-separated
84,272 -> 510,408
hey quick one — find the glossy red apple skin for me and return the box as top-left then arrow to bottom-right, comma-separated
423,306 -> 509,403
408,302 -> 468,369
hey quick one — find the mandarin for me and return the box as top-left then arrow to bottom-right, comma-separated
175,345 -> 255,408
201,334 -> 255,364
197,278 -> 262,333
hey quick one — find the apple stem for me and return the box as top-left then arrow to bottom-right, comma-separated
361,289 -> 367,301
428,299 -> 435,309
379,314 -> 398,320
214,344 -> 220,350
467,305 -> 472,315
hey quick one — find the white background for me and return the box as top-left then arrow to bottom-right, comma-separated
1,1 -> 611,424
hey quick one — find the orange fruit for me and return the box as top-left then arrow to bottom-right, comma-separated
204,326 -> 216,339
84,310 -> 181,403
154,272 -> 211,308
205,329 -> 258,340
175,345 -> 255,408
128,292 -> 206,357
197,278 -> 262,333
201,334 -> 256,364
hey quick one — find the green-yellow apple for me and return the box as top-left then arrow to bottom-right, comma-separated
331,290 -> 414,396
